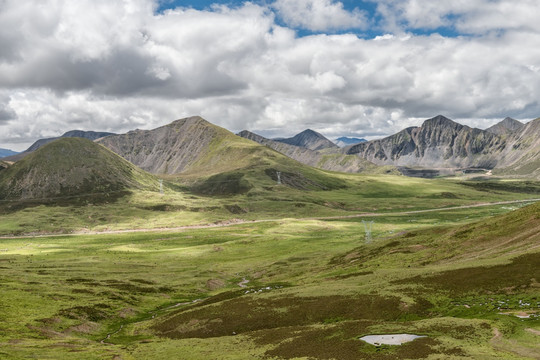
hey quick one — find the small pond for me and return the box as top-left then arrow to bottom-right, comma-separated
359,334 -> 426,346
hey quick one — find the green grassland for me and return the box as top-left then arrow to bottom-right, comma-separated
1,155 -> 540,359
1,169 -> 539,236
1,193 -> 539,359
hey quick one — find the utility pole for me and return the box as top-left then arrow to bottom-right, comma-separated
362,220 -> 373,243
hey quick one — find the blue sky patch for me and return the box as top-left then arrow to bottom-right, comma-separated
156,0 -> 467,39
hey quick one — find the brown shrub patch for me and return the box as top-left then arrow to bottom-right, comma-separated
152,294 -> 431,339
395,253 -> 540,294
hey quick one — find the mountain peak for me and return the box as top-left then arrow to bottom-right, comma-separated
0,137 -> 155,201
486,117 -> 524,135
300,128 -> 319,135
422,115 -> 461,128
274,129 -> 337,151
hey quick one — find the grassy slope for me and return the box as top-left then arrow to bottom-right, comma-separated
0,138 -> 158,202
1,170 -> 539,235
0,199 -> 538,359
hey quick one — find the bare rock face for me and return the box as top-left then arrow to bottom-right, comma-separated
494,117 -> 540,177
344,114 -> 540,178
98,116 -> 217,175
98,116 -> 274,176
346,115 -> 506,168
274,129 -> 338,151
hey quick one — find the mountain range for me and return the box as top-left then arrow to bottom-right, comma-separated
0,148 -> 18,158
346,115 -> 540,176
346,115 -> 505,168
3,130 -> 115,162
237,130 -> 385,174
2,114 -> 540,204
335,137 -> 367,147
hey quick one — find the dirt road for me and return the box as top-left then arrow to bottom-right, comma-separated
1,198 -> 538,239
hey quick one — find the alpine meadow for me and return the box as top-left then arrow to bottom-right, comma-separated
1,1 -> 540,359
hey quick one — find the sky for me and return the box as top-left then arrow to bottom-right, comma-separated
2,0 -> 540,151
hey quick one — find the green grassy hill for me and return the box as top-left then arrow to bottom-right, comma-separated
0,137 -> 158,202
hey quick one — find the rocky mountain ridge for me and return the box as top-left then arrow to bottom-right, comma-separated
346,115 -> 540,173
97,116 -> 275,176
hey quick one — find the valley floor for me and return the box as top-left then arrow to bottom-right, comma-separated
1,203 -> 539,359
1,175 -> 539,359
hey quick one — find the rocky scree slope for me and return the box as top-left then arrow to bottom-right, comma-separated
486,117 -> 524,136
346,115 -> 511,169
97,116 -> 289,176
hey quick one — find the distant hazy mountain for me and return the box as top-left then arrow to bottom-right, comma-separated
335,137 -> 367,147
274,129 -> 338,151
0,138 -> 156,201
486,117 -> 524,136
238,130 -> 383,174
0,148 -> 18,158
4,130 -> 115,161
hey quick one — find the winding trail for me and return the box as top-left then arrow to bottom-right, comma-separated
238,278 -> 250,288
100,325 -> 124,345
1,198 -> 539,240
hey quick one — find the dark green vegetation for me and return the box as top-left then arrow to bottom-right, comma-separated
0,138 -> 157,203
460,179 -> 540,194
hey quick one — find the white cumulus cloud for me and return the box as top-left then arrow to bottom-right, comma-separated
273,0 -> 367,31
1,0 -> 540,151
